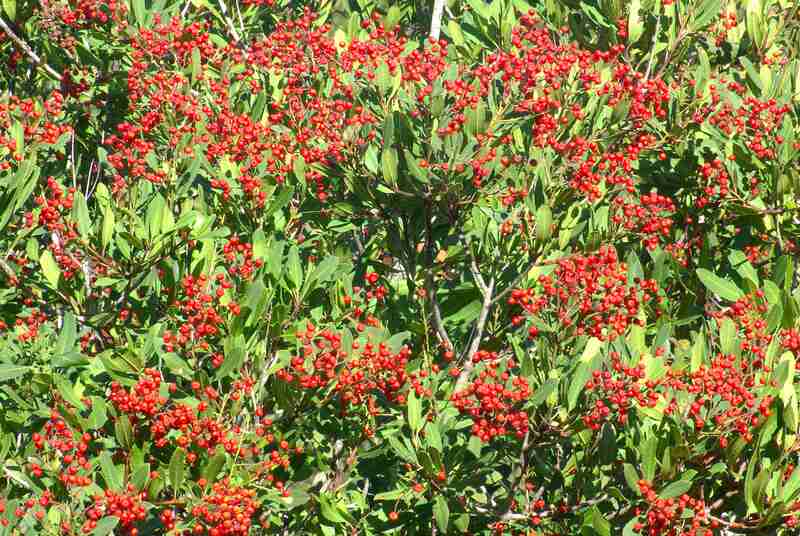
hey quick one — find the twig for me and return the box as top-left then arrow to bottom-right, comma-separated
643,11 -> 661,82
470,253 -> 488,296
502,431 -> 531,519
429,0 -> 446,40
424,200 -> 452,350
216,0 -> 242,43
0,16 -> 62,81
426,273 -> 453,350
490,255 -> 541,306
455,274 -> 495,391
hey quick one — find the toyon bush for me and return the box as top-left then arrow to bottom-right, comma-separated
1,0 -> 800,534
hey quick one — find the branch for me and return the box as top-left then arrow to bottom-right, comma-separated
215,0 -> 242,44
426,272 -> 453,350
455,274 -> 495,391
470,253 -> 488,295
0,16 -> 62,81
424,200 -> 451,350
502,431 -> 531,519
429,0 -> 446,40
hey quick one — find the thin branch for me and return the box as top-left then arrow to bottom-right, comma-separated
424,199 -> 452,350
429,0 -> 446,40
470,253 -> 488,296
502,431 -> 531,519
643,11 -> 661,82
455,275 -> 495,391
426,273 -> 453,350
0,16 -> 62,81
215,0 -> 242,43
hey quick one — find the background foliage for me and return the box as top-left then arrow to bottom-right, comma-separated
1,0 -> 800,534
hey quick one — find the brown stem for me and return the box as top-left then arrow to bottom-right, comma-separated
0,16 -> 62,81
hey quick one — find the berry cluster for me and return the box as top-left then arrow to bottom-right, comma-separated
189,482 -> 260,536
278,322 -> 411,408
32,410 -> 94,488
84,487 -> 147,535
451,358 -> 531,442
633,480 -> 713,536
612,192 -> 676,250
707,289 -> 770,365
109,368 -> 167,420
162,273 -> 241,356
583,352 -> 659,429
509,247 -> 660,341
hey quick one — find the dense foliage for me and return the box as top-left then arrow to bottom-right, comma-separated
1,0 -> 800,534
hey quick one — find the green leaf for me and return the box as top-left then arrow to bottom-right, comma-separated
627,0 -> 643,42
579,1 -> 613,28
217,335 -> 246,379
55,311 -> 77,355
404,149 -> 428,184
132,0 -> 145,25
719,317 -> 737,355
434,495 -> 449,533
659,479 -> 692,499
88,397 -> 108,429
623,517 -> 640,536
745,0 -> 765,50
598,423 -> 616,465
384,5 -> 401,30
130,463 -> 150,491
690,330 -> 706,372
590,507 -> 611,536
55,375 -> 85,411
91,517 -> 120,536
386,434 -> 417,464
286,245 -> 303,289
293,155 -> 306,181
115,415 -> 133,449
642,436 -> 657,481
696,268 -> 744,301
407,389 -> 422,433
101,205 -> 115,252
169,447 -> 186,492
39,250 -> 61,289
448,20 -> 465,46
374,489 -> 405,501
319,494 -> 347,524
729,250 -> 759,286
568,361 -> 593,410
581,337 -> 603,363
0,364 -> 29,382
98,452 -> 123,491
2,0 -> 16,20
426,421 -> 443,452
623,464 -> 640,494
72,194 -> 91,238
203,449 -> 226,484
691,0 -> 723,31
191,47 -> 202,82
535,205 -> 553,241
382,147 -> 398,185
163,352 -> 192,379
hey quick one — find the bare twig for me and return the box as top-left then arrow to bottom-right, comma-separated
215,0 -> 242,43
455,274 -> 495,391
426,273 -> 453,350
429,0 -> 446,40
502,431 -> 531,518
424,200 -> 452,350
643,12 -> 661,82
0,16 -> 62,81
470,253 -> 488,295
